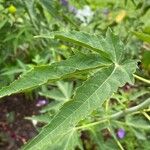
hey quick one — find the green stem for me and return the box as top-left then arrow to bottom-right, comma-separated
77,119 -> 108,129
77,98 -> 150,129
133,74 -> 150,84
107,127 -> 125,150
111,98 -> 150,119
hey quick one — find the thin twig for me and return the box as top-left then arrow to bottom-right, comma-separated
133,74 -> 150,84
77,98 -> 150,129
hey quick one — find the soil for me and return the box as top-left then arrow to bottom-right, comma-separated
0,94 -> 40,150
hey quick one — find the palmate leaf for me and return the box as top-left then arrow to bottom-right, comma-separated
22,28 -> 137,150
36,29 -> 124,62
39,81 -> 74,113
0,29 -> 137,150
54,29 -> 125,63
22,60 -> 136,150
0,53 -> 110,98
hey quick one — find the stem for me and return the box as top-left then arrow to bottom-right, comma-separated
77,119 -> 108,129
142,112 -> 150,121
133,74 -> 150,84
112,98 -> 150,119
107,127 -> 125,150
77,98 -> 150,129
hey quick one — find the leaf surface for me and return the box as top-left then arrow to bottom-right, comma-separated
44,129 -> 83,150
22,30 -> 137,150
22,60 -> 136,150
0,54 -> 110,98
133,31 -> 150,43
0,29 -> 137,150
54,29 -> 125,63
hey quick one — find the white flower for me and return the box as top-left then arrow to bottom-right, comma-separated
32,120 -> 38,126
75,5 -> 94,24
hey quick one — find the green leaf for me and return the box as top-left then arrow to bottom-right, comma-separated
39,88 -> 67,101
23,0 -> 38,29
44,129 -> 83,150
54,29 -> 125,63
22,60 -> 136,150
131,128 -> 147,140
126,116 -> 150,130
129,90 -> 150,101
0,19 -> 8,30
57,81 -> 73,100
142,51 -> 150,70
133,31 -> 150,43
21,30 -> 137,150
0,53 -> 110,98
39,0 -> 60,19
40,101 -> 62,113
40,81 -> 73,113
0,29 -> 137,149
25,115 -> 83,150
26,113 -> 52,124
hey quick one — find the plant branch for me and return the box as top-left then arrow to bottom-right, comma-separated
111,98 -> 150,119
77,98 -> 150,129
133,74 -> 150,84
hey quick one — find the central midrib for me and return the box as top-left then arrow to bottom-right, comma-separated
27,65 -> 117,150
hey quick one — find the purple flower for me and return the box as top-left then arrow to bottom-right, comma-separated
102,8 -> 110,16
117,128 -> 125,139
60,0 -> 68,6
36,99 -> 48,107
68,5 -> 77,13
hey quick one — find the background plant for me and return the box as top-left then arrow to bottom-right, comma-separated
0,0 -> 150,150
